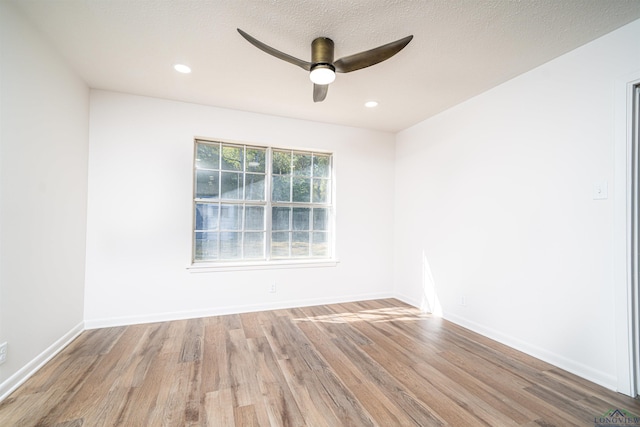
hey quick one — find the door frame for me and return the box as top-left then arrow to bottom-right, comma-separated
614,71 -> 640,397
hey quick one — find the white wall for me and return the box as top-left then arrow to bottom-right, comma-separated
84,91 -> 395,326
394,19 -> 640,391
0,1 -> 89,396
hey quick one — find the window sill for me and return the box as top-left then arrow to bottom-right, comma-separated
187,259 -> 339,273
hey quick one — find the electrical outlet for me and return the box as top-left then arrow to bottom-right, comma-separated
269,283 -> 277,293
460,296 -> 467,306
0,342 -> 7,365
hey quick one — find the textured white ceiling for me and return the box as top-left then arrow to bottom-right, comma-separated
11,0 -> 640,132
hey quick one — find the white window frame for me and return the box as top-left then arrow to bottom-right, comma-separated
188,138 -> 337,272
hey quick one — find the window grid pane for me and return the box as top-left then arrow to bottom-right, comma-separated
194,140 -> 331,262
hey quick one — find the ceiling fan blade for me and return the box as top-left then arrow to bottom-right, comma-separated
333,35 -> 413,73
237,29 -> 312,71
313,84 -> 328,102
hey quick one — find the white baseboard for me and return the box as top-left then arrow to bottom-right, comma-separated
442,311 -> 618,391
0,322 -> 84,402
84,292 -> 394,329
394,292 -> 426,311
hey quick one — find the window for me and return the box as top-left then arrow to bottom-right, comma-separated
193,139 -> 333,264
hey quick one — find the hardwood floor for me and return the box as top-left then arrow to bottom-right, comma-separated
1,299 -> 638,426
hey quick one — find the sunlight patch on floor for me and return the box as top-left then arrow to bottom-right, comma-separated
294,306 -> 430,324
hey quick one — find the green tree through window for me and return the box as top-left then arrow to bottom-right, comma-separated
193,140 -> 333,262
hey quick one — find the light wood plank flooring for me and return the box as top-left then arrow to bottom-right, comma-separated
1,299 -> 638,426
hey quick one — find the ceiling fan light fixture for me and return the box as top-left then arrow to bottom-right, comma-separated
309,64 -> 336,85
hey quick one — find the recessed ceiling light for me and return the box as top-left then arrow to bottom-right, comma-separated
174,64 -> 191,74
365,101 -> 378,108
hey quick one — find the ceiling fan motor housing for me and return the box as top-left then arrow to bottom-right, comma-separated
311,37 -> 335,71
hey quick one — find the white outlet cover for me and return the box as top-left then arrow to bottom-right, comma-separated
0,342 -> 7,364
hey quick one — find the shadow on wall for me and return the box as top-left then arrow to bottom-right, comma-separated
421,251 -> 443,316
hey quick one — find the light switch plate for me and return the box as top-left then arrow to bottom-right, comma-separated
593,181 -> 608,200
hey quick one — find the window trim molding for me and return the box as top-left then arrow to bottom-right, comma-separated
186,258 -> 339,273
191,137 -> 335,266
